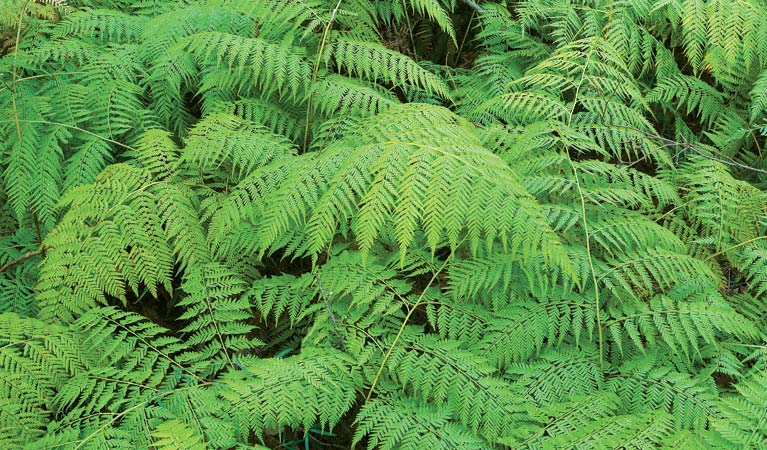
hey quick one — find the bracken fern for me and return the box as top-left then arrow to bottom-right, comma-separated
1,0 -> 767,448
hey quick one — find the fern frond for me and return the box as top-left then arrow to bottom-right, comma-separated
598,249 -> 716,300
62,136 -> 114,190
505,347 -> 603,403
448,242 -> 592,304
511,392 -> 621,448
247,104 -> 570,275
139,4 -> 256,62
153,182 -> 211,270
56,307 -> 192,414
403,0 -> 455,42
477,293 -> 596,367
151,419 -> 207,450
247,250 -> 410,354
749,69 -> 767,122
734,242 -> 767,297
649,70 -> 728,128
588,212 -> 686,258
179,113 -> 296,183
1,97 -> 64,231
77,80 -> 146,138
247,272 -> 313,326
0,230 -> 40,316
609,352 -> 719,430
707,369 -> 767,448
208,97 -> 305,144
680,0 -> 707,73
660,430 -> 709,450
353,393 -> 492,450
176,263 -> 257,377
426,297 -> 493,345
220,0 -> 326,43
129,129 -> 179,180
540,411 -> 678,449
219,348 -> 361,440
327,39 -> 450,98
311,74 -> 397,118
483,91 -> 568,125
605,293 -> 757,359
36,165 -> 176,321
665,158 -> 766,251
475,3 -> 551,59
54,9 -> 145,42
0,313 -> 84,446
77,43 -> 145,85
176,31 -> 311,100
387,334 -> 542,442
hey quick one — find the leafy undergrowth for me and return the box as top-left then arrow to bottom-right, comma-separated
2,0 -> 767,448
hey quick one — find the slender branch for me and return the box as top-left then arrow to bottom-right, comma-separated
706,235 -> 767,260
459,0 -> 483,12
0,119 -> 137,160
0,71 -> 86,95
10,0 -> 30,143
0,247 -> 46,274
617,125 -> 767,175
684,145 -> 767,175
649,135 -> 767,174
451,9 -> 475,66
565,45 -> 604,374
365,246 -> 457,402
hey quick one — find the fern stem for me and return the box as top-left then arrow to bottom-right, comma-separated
654,203 -> 686,223
0,71 -> 87,94
745,407 -> 767,450
9,2 -> 48,250
403,7 -> 417,60
71,382 -> 212,449
614,124 -> 767,175
32,210 -> 44,254
565,44 -> 604,374
346,323 -> 384,352
202,294 -> 236,371
302,0 -> 344,151
9,0 -> 30,144
0,119 -> 137,151
102,313 -> 202,382
364,250 -> 455,402
451,10 -> 475,66
706,235 -> 767,260
0,247 -> 45,273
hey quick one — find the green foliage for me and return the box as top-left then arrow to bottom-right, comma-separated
152,419 -> 208,450
708,369 -> 767,448
177,263 -> 260,377
1,0 -> 767,448
220,349 -> 361,441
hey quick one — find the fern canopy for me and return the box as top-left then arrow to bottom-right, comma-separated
1,0 -> 767,448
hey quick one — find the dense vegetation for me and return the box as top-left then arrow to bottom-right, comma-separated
2,0 -> 767,448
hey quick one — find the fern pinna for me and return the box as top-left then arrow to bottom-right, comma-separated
1,0 -> 767,448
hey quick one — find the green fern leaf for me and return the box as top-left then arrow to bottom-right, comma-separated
219,348 -> 361,440
152,419 -> 207,450
327,39 -> 450,98
353,393 -> 492,450
177,263 -> 258,377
